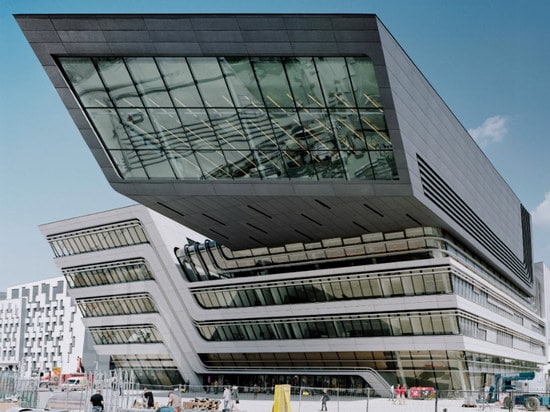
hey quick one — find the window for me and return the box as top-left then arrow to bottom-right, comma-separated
47,220 -> 148,257
59,56 -> 397,181
63,259 -> 154,288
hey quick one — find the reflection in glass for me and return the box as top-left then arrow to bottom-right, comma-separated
347,57 -> 383,108
195,310 -> 463,341
166,150 -> 202,179
222,58 -> 264,107
47,220 -> 148,257
252,58 -> 294,108
196,151 -> 230,179
148,109 -> 189,151
96,58 -> 141,108
126,57 -> 172,108
64,259 -> 154,288
285,57 -> 324,108
208,108 -> 250,150
157,57 -> 202,107
61,57 -> 112,108
59,56 -> 397,181
315,57 -> 356,108
87,109 -> 125,150
188,57 -> 233,108
178,108 -> 219,150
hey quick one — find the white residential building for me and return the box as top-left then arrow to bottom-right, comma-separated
0,277 -> 99,378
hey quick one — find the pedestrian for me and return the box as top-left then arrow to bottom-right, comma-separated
167,391 -> 181,408
389,384 -> 395,402
320,389 -> 329,411
90,389 -> 104,412
398,384 -> 406,404
230,386 -> 239,410
222,385 -> 231,412
483,383 -> 490,402
143,387 -> 155,409
395,384 -> 401,404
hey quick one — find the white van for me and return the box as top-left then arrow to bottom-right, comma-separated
60,377 -> 87,391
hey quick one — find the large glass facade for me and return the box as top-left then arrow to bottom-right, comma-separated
194,310 -> 544,355
198,350 -> 539,392
196,310 -> 460,341
190,269 -> 542,331
47,220 -> 149,257
110,354 -> 183,386
192,267 -> 452,308
90,324 -> 162,345
59,56 -> 397,181
77,293 -> 157,317
177,226 -> 441,282
63,258 -> 154,288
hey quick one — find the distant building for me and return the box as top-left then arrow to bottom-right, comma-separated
0,277 -> 101,378
18,13 -> 547,393
0,296 -> 21,371
534,262 -> 550,364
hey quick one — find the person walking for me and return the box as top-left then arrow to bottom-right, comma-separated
320,389 -> 330,411
230,386 -> 239,410
222,385 -> 231,412
394,384 -> 401,404
90,389 -> 104,412
398,384 -> 406,404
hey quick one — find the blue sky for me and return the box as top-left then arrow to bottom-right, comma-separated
1,0 -> 549,287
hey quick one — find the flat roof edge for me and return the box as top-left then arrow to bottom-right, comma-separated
14,13 -> 379,18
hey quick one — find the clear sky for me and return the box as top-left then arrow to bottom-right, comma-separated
1,0 -> 549,288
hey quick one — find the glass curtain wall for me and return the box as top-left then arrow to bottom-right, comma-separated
198,350 -> 538,392
63,258 -> 154,288
111,354 -> 183,387
58,56 -> 397,181
47,220 -> 148,257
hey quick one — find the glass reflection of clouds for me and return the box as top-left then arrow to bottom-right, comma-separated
59,56 -> 397,181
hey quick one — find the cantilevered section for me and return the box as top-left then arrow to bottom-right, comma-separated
57,55 -> 394,182
16,14 -> 533,293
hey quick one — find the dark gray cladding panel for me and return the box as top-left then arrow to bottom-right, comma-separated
133,191 -> 436,250
16,13 -> 385,57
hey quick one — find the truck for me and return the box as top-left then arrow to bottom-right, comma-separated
488,371 -> 550,411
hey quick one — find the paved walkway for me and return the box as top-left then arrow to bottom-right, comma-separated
228,397 -> 486,412
37,391 -> 489,412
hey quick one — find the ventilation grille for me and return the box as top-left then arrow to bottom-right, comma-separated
417,155 -> 531,286
520,205 -> 534,281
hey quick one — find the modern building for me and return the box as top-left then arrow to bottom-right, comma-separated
0,277 -> 99,378
17,13 -> 547,393
39,204 -> 207,387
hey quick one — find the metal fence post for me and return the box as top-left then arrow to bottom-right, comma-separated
365,387 -> 369,412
